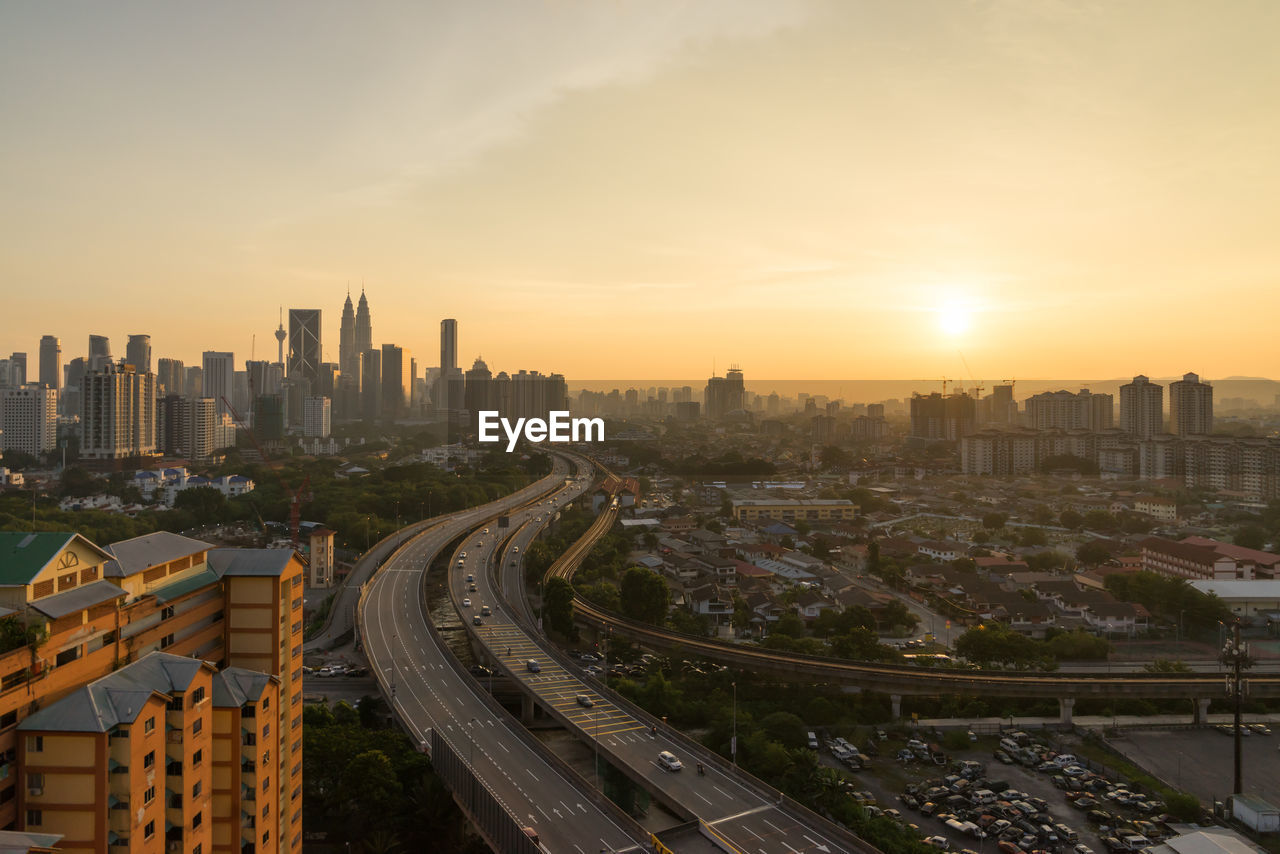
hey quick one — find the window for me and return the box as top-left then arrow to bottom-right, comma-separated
262,831 -> 269,845
160,633 -> 174,649
262,803 -> 269,819
0,710 -> 16,730
25,736 -> 42,753
144,717 -> 155,734
25,809 -> 40,826
262,724 -> 269,738
193,846 -> 201,854
26,772 -> 43,792
54,647 -> 79,667
160,605 -> 174,620
143,751 -> 155,769
144,820 -> 155,839
100,631 -> 116,648
262,776 -> 269,793
262,750 -> 270,765
192,811 -> 202,829
262,697 -> 269,710
192,781 -> 201,799
144,786 -> 155,805
192,718 -> 202,735
192,748 -> 202,766
191,686 -> 206,705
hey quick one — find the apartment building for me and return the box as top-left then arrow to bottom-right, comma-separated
731,498 -> 857,523
0,530 -> 303,853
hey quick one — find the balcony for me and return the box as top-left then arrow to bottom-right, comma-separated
240,759 -> 256,773
166,730 -> 183,744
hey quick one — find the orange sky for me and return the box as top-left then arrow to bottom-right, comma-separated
3,2 -> 1279,381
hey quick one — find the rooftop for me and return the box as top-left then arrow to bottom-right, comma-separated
0,532 -> 111,587
19,652 -> 212,733
103,531 -> 210,578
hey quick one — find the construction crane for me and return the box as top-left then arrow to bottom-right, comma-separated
958,352 -> 984,399
220,395 -> 310,549
914,377 -> 950,396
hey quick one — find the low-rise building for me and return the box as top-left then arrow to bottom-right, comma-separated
731,499 -> 856,523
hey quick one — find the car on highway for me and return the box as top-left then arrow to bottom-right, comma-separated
483,527 -> 490,534
472,615 -> 482,626
466,574 -> 474,583
525,659 -> 541,673
657,751 -> 682,772
462,598 -> 471,608
576,694 -> 594,707
468,583 -> 477,592
481,604 -> 491,616
460,552 -> 467,559
1249,723 -> 1271,735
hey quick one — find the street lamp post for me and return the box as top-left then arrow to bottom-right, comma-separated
731,681 -> 737,767
1221,621 -> 1253,795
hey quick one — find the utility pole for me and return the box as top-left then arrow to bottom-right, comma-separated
1221,620 -> 1253,795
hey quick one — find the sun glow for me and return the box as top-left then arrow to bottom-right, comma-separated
937,298 -> 974,336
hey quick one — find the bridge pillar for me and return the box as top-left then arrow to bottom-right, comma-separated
1195,697 -> 1211,725
891,694 -> 902,720
1058,697 -> 1075,726
521,693 -> 535,725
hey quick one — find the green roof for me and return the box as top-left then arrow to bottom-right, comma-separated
0,533 -> 74,586
150,567 -> 220,604
0,532 -> 114,587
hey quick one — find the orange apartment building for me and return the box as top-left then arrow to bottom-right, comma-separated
0,531 -> 304,854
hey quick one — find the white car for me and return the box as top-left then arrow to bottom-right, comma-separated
657,751 -> 683,772
924,837 -> 949,850
462,598 -> 472,608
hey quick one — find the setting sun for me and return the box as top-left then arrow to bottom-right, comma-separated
937,299 -> 974,337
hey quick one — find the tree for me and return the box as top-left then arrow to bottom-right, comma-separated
1083,509 -> 1117,531
173,486 -> 229,523
760,711 -> 807,749
820,445 -> 851,469
338,750 -> 403,834
618,567 -> 669,625
1019,527 -> 1047,547
1059,509 -> 1084,530
1076,540 -> 1112,566
544,577 -> 578,638
771,612 -> 806,638
1165,792 -> 1202,822
981,512 -> 1007,531
1030,505 -> 1055,526
1235,523 -> 1268,550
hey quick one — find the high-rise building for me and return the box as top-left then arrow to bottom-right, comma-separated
287,308 -> 322,386
1169,372 -> 1213,436
339,290 -> 357,379
184,365 -> 203,398
38,336 -> 61,389
274,307 -> 287,367
303,395 -> 331,438
88,334 -> 112,371
361,348 -> 381,421
1119,375 -> 1164,439
440,318 -> 457,375
0,385 -> 58,457
159,395 -> 218,459
1024,389 -> 1114,431
124,333 -> 151,373
7,352 -> 27,388
156,357 -> 184,396
354,289 -> 373,355
202,351 -> 235,417
80,360 -> 157,459
380,344 -> 409,420
704,366 -> 746,419
464,358 -> 493,428
62,356 -> 87,418
909,392 -> 977,440
0,358 -> 20,389
0,530 -> 305,851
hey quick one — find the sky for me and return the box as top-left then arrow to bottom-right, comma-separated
3,1 -> 1279,383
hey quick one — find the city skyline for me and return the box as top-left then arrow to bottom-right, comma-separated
4,2 -> 1280,380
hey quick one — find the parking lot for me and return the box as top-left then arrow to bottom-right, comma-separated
823,730 -> 1170,854
1109,727 -> 1280,807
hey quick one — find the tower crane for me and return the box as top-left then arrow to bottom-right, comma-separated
914,377 -> 950,396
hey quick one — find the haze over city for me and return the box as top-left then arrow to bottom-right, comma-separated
4,1 -> 1280,379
